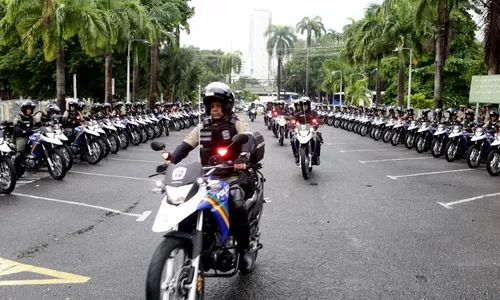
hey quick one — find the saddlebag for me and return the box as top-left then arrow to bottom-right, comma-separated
250,131 -> 265,164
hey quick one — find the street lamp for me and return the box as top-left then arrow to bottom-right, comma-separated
332,70 -> 343,106
127,39 -> 149,103
393,47 -> 413,109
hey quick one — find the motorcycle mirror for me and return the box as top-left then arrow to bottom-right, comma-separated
231,133 -> 249,145
151,141 -> 166,151
156,164 -> 168,173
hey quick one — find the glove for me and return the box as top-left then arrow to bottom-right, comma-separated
234,153 -> 250,170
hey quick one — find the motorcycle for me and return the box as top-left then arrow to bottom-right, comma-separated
430,123 -> 450,158
466,126 -> 495,169
145,133 -> 266,300
276,115 -> 287,146
248,109 -> 257,122
294,120 -> 319,180
486,131 -> 500,176
444,124 -> 472,162
0,130 -> 16,194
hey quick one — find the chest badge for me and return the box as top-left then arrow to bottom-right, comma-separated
222,130 -> 231,140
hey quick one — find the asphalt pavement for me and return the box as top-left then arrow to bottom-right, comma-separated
2,115 -> 500,299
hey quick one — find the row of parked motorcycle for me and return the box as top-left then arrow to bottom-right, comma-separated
331,110 -> 500,177
0,106 -> 205,194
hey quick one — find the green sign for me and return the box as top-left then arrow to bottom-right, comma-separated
469,75 -> 500,104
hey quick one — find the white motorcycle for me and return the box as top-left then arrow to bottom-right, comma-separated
294,123 -> 318,180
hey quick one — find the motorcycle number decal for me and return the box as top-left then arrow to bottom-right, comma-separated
222,130 -> 231,140
171,167 -> 187,180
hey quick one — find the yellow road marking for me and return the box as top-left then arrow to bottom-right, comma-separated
0,257 -> 90,286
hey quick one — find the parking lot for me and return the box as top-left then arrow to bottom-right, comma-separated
1,115 -> 500,299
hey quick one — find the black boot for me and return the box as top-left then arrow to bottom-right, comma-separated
233,224 -> 255,273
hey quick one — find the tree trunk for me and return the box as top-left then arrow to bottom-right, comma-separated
487,0 -> 500,74
149,42 -> 158,108
104,50 -> 113,103
133,50 -> 139,102
397,60 -> 405,108
434,24 -> 446,109
375,59 -> 382,105
56,40 -> 66,111
277,57 -> 282,101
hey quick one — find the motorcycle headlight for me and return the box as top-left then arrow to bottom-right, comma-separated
299,130 -> 310,136
165,184 -> 193,205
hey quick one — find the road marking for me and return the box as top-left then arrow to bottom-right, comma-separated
386,168 -> 484,180
0,257 -> 90,286
359,157 -> 433,164
327,142 -> 374,145
340,148 -> 407,153
69,170 -> 155,181
107,157 -> 159,164
437,192 -> 500,209
11,193 -> 152,222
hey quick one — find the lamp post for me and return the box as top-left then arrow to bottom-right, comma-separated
332,71 -> 343,106
393,47 -> 413,109
127,39 -> 149,103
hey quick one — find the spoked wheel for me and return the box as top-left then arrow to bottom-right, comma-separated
118,131 -> 130,149
59,144 -> 74,171
487,149 -> 500,176
146,237 -> 204,300
444,140 -> 459,162
84,139 -> 104,165
300,146 -> 311,180
0,156 -> 16,194
47,149 -> 67,180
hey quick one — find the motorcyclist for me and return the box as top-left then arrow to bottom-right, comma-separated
162,82 -> 258,272
291,99 -> 323,165
405,107 -> 415,121
462,109 -> 476,127
87,103 -> 102,119
446,108 -> 459,124
433,108 -> 443,123
113,101 -> 124,117
13,101 -> 36,169
102,103 -> 113,117
483,108 -> 499,130
153,102 -> 163,114
125,102 -> 135,116
419,109 -> 431,121
33,104 -> 61,126
62,99 -> 84,126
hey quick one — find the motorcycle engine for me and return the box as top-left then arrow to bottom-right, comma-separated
212,249 -> 235,272
25,156 -> 37,168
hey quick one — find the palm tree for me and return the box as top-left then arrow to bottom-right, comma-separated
412,0 -> 460,109
264,25 -> 297,101
480,0 -> 500,74
97,0 -> 148,103
217,51 -> 242,84
296,16 -> 325,96
0,0 -> 107,110
146,0 -> 180,107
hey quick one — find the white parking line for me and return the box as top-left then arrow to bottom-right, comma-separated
340,149 -> 407,153
107,157 -> 159,164
359,157 -> 433,164
386,168 -> 484,180
327,142 -> 374,145
11,193 -> 152,222
69,171 -> 155,181
437,192 -> 500,209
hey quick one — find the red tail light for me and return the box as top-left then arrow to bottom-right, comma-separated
76,116 -> 80,120
291,120 -> 296,124
217,148 -> 228,156
312,119 -> 317,123
273,112 -> 278,116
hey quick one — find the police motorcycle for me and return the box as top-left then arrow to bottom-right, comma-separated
294,117 -> 320,180
415,121 -> 437,153
444,124 -> 473,162
486,129 -> 500,176
145,133 -> 266,300
276,114 -> 288,146
14,125 -> 68,180
430,122 -> 451,158
0,128 -> 16,194
137,114 -> 156,141
122,116 -> 143,145
359,114 -> 373,137
371,115 -> 386,141
381,117 -> 397,143
68,119 -> 104,165
130,115 -> 150,143
87,119 -> 111,158
111,116 -> 130,149
49,121 -> 74,171
333,110 -> 343,128
248,107 -> 257,122
99,117 -> 121,154
466,126 -> 496,169
146,113 -> 163,138
403,120 -> 419,149
156,112 -> 170,137
390,118 -> 408,146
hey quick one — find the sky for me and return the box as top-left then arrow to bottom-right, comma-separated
179,0 -> 382,55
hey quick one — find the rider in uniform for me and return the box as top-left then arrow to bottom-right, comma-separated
290,99 -> 323,165
13,101 -> 36,173
164,82 -> 258,272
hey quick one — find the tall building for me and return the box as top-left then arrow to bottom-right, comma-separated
249,10 -> 272,84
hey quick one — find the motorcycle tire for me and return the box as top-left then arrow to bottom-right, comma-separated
47,149 -> 67,180
0,156 -> 16,194
118,131 -> 130,149
390,130 -> 400,146
431,138 -> 443,158
466,145 -> 481,169
146,237 -> 205,300
60,143 -> 74,171
300,147 -> 311,180
108,133 -> 120,154
486,149 -> 500,176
